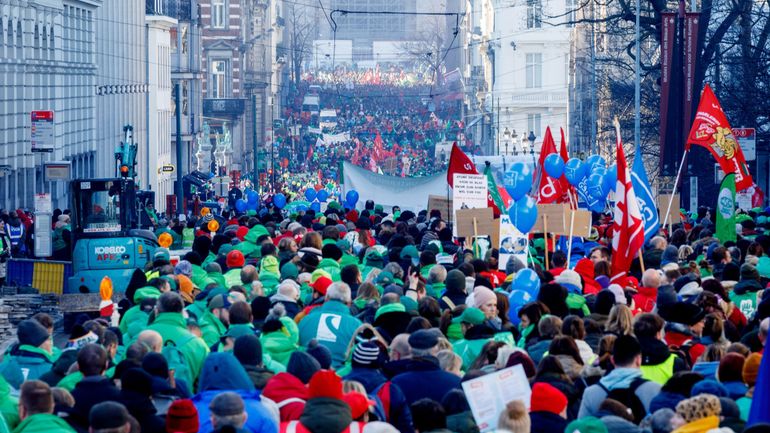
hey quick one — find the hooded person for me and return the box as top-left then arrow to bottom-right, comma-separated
233,224 -> 271,259
118,286 -> 161,335
574,258 -> 602,295
259,304 -> 300,367
318,244 -> 343,282
198,294 -> 231,348
262,352 -> 319,422
233,334 -> 274,390
450,307 -> 497,369
278,370 -> 357,433
298,282 -> 363,368
259,255 -> 282,296
191,352 -> 277,433
0,319 -> 55,388
342,341 -> 390,393
554,270 -> 591,316
730,264 -> 763,319
438,270 -> 468,311
270,280 -> 301,318
716,353 -> 748,400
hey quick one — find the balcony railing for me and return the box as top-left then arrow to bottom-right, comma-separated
146,0 -> 193,21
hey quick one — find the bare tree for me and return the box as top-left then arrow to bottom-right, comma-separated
397,17 -> 453,83
284,3 -> 316,89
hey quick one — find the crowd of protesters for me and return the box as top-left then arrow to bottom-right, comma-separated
0,196 -> 768,433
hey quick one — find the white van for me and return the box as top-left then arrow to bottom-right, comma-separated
319,109 -> 338,131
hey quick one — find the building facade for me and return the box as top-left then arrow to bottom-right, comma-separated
492,0 -> 571,154
0,0 -> 102,209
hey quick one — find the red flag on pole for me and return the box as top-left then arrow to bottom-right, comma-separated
687,84 -> 753,190
446,142 -> 478,187
610,124 -> 645,283
558,127 -> 574,204
536,127 -> 564,204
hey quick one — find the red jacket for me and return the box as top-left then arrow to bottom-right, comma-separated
280,421 -> 365,433
633,286 -> 658,314
666,331 -> 705,363
574,259 -> 601,295
262,373 -> 309,421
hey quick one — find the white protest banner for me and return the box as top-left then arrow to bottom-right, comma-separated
499,214 -> 528,270
462,364 -> 531,432
452,173 -> 487,236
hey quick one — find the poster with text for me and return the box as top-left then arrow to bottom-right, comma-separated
452,173 -> 488,236
499,214 -> 528,270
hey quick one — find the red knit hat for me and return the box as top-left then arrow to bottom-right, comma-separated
343,392 -> 376,420
166,399 -> 199,433
236,226 -> 249,241
311,276 -> 333,296
308,370 -> 343,400
530,382 -> 567,415
226,250 -> 245,268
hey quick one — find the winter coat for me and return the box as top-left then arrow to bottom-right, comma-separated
0,345 -> 56,389
526,338 -> 552,365
452,325 -> 495,369
446,411 -> 479,433
261,325 -> 299,367
390,357 -> 461,405
533,372 -> 583,421
438,290 -> 466,311
530,411 -> 567,433
721,381 -> 748,400
297,398 -> 352,433
198,310 -> 227,348
224,268 -> 244,289
192,353 -> 277,433
262,373 -> 309,421
119,287 -> 161,335
118,389 -> 166,433
298,300 -> 362,368
69,377 -> 122,429
343,367 -> 387,394
233,225 -> 267,259
633,286 -> 658,314
244,364 -> 274,390
147,312 -> 210,381
317,259 -> 341,282
577,367 -> 661,419
13,414 -> 75,433
691,361 -> 719,380
0,376 -> 18,431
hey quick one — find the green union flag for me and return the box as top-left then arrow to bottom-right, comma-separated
716,173 -> 736,243
484,164 -> 506,212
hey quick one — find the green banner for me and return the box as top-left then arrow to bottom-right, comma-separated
716,173 -> 736,243
484,164 -> 506,212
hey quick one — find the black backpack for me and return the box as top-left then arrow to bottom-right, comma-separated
598,377 -> 648,424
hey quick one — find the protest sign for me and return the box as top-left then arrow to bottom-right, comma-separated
427,195 -> 453,220
499,214 -> 528,270
452,173 -> 488,236
657,194 -> 681,224
455,207 -> 498,247
462,364 -> 531,432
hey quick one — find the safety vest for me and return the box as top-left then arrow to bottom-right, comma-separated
640,353 -> 677,385
6,224 -> 23,246
281,421 -> 364,433
182,228 -> 194,248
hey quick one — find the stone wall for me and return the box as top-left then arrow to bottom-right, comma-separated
0,293 -> 61,344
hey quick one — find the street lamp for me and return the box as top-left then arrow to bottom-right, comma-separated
511,129 -> 518,155
503,127 -> 511,156
528,131 -> 537,156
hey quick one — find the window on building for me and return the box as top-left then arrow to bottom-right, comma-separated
527,0 -> 542,29
525,53 -> 542,88
566,0 -> 576,27
210,59 -> 229,98
211,0 -> 226,29
527,114 -> 542,140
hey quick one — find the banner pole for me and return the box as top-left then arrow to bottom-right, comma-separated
638,248 -> 646,273
662,150 -> 689,228
567,209 -> 576,268
543,214 -> 550,271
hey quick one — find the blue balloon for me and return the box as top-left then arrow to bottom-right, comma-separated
297,205 -> 308,212
587,173 -> 606,200
305,189 -> 317,202
585,154 -> 606,172
235,199 -> 247,213
247,190 -> 258,204
564,158 -> 587,186
513,268 -> 540,297
273,193 -> 287,209
346,190 -> 359,205
508,289 -> 533,309
317,189 -> 329,202
508,195 -> 538,233
310,201 -> 321,212
504,162 -> 534,201
509,305 -> 522,326
604,164 -> 617,192
247,200 -> 258,211
544,153 -> 565,178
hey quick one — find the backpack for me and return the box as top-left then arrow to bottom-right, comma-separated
598,377 -> 648,424
371,381 -> 392,423
162,334 -> 195,391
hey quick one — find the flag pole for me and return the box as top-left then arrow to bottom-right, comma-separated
662,150 -> 689,228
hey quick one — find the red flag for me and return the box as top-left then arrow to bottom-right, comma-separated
687,84 -> 753,190
306,144 -> 314,161
446,143 -> 499,213
446,142 -> 478,187
610,126 -> 644,283
536,127 -> 564,204
558,127 -> 574,205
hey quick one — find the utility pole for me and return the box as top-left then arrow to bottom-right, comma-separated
175,81 -> 183,216
252,92 -> 258,188
590,0 -> 597,154
634,0 -> 641,148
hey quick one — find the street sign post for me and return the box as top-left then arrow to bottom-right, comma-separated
31,111 -> 55,153
732,127 -> 756,161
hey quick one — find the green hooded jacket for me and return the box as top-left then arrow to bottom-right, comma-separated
0,376 -> 18,430
198,310 -> 227,348
119,287 -> 161,334
233,225 -> 269,258
147,312 -> 210,381
260,317 -> 300,367
12,413 -> 75,433
224,268 -> 243,289
190,264 -> 209,289
0,346 -> 56,389
318,259 -> 341,282
298,301 -> 362,368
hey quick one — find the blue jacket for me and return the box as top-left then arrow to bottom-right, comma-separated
343,367 -> 387,394
390,357 -> 461,406
530,411 -> 567,433
192,353 -> 277,433
298,301 -> 362,368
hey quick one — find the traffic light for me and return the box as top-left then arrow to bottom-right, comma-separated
116,125 -> 137,178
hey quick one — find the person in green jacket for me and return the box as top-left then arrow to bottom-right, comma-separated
0,376 -> 18,430
224,250 -> 247,288
13,380 -> 75,433
298,282 -> 362,368
147,292 -> 210,382
198,294 -> 231,348
318,245 -> 343,282
0,320 -> 56,389
450,307 -> 498,369
555,270 -> 591,317
258,255 -> 281,295
118,286 -> 162,335
259,304 -> 300,367
233,224 -> 270,259
154,220 -> 181,250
